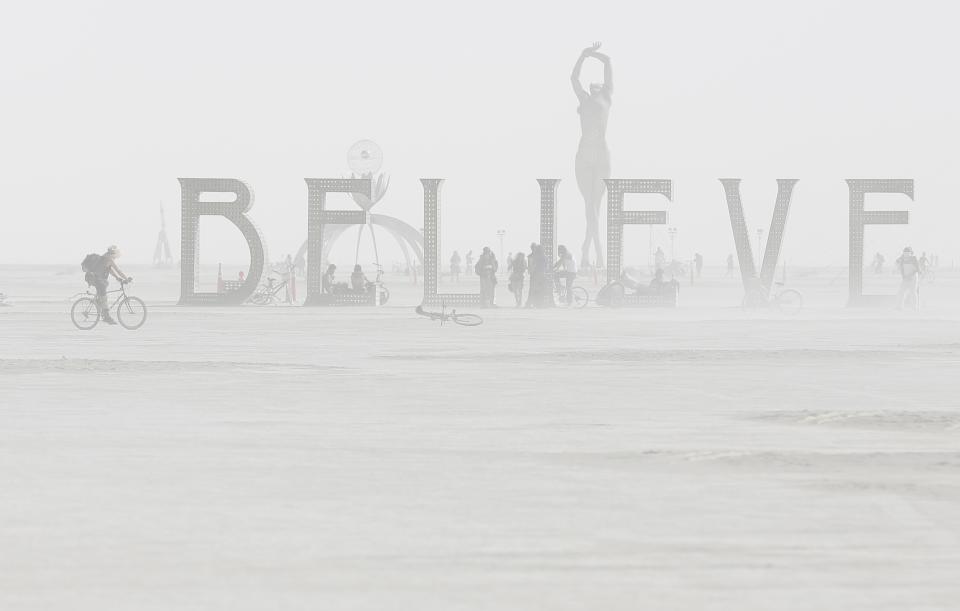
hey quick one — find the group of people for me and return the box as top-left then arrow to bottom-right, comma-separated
449,243 -> 581,308
73,241 -> 935,317
321,263 -> 376,294
876,250 -> 936,277
508,243 -> 580,308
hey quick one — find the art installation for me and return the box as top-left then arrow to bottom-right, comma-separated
721,179 -> 798,303
420,178 -> 481,307
604,179 -> 672,285
178,177 -> 265,305
847,179 -> 914,306
294,141 -> 424,277
175,171 -> 918,310
572,43 -> 613,270
537,178 -> 560,285
303,178 -> 370,306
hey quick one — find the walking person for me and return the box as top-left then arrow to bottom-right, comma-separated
508,252 -> 527,307
895,246 -> 920,310
465,250 -> 475,277
475,247 -> 499,308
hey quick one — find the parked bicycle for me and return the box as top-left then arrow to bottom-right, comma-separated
742,282 -> 803,315
415,304 -> 483,327
366,263 -> 390,305
249,276 -> 289,305
70,279 -> 146,330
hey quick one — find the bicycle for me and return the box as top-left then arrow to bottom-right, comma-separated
598,273 -> 680,307
70,279 -> 147,330
249,277 -> 289,305
553,276 -> 589,309
741,282 -> 803,315
415,304 -> 483,327
366,263 -> 390,305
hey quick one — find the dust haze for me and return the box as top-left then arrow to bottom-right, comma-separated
2,1 -> 959,610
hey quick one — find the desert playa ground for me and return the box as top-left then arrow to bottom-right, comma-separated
1,265 -> 959,610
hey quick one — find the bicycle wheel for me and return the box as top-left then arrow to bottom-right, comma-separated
571,286 -> 589,309
379,286 -> 390,305
452,313 -> 483,327
249,292 -> 269,305
775,289 -> 803,316
71,297 -> 100,330
117,296 -> 147,330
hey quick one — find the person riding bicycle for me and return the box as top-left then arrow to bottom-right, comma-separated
553,245 -> 577,305
84,245 -> 131,325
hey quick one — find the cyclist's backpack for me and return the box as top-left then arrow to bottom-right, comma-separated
81,253 -> 102,273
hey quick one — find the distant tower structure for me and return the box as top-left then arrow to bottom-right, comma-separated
154,204 -> 173,266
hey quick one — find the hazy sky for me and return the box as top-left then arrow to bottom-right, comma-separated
2,0 -> 957,266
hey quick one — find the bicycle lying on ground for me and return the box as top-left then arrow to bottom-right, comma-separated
70,279 -> 147,330
415,305 -> 483,326
742,282 -> 803,315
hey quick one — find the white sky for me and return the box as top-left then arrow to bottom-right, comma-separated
1,0 -> 957,266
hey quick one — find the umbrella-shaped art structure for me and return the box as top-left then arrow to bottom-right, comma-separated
294,140 -> 423,278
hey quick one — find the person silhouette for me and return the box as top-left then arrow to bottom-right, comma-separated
571,42 -> 613,271
896,247 -> 920,310
450,251 -> 462,283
